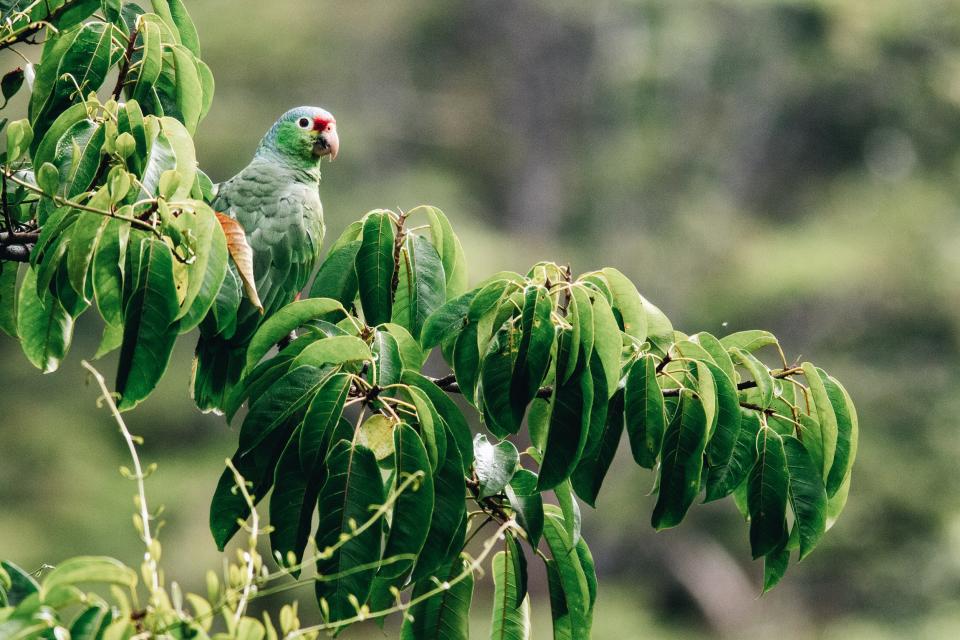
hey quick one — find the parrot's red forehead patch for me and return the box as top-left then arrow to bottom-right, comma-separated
313,116 -> 334,131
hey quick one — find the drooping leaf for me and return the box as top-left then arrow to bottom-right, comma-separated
822,372 -> 858,497
215,212 -> 261,311
298,373 -> 352,473
731,348 -> 774,409
379,423 -> 435,580
572,387 -> 625,507
489,545 -> 531,640
762,540 -> 790,595
410,432 -> 465,581
269,430 -> 321,572
748,427 -> 789,558
510,285 -> 556,424
356,210 -> 396,326
651,389 -> 708,529
400,556 -> 473,640
782,436 -> 827,560
420,289 -> 477,350
538,333 -> 593,491
624,354 -> 666,469
392,232 -> 446,339
702,360 -> 741,468
0,261 -> 19,337
705,409 -> 762,502
599,267 -> 648,344
237,365 -> 327,455
315,441 -> 385,622
480,319 -> 521,437
554,479 -> 582,547
542,506 -> 592,637
589,290 -> 622,396
293,335 -> 372,370
505,469 -> 544,548
401,370 -> 473,471
115,238 -> 179,410
720,330 -> 779,354
419,205 -> 468,298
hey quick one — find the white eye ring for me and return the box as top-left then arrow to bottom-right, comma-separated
297,117 -> 311,129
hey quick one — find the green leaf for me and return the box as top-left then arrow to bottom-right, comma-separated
542,505 -> 592,637
410,433 -> 466,582
489,546 -> 531,640
419,205 -> 468,298
651,389 -> 708,529
115,238 -> 179,410
91,218 -> 130,327
748,427 -> 789,558
538,333 -> 593,491
720,330 -> 779,354
823,373 -> 858,497
599,267 -> 648,344
244,298 -> 346,373
158,44 -> 203,133
545,560 -> 573,640
381,322 -> 425,370
0,561 -> 39,607
554,479 -> 582,547
421,289 -> 477,350
238,365 -> 326,455
370,328 -> 403,387
401,370 -> 473,471
732,348 -> 774,409
505,469 -> 544,548
692,331 -> 736,382
0,261 -> 19,337
293,335 -> 372,369
17,267 -> 74,373
782,436 -> 827,560
69,603 -> 112,640
452,321 -> 481,404
572,387 -> 625,507
392,233 -> 446,339
401,556 -> 473,640
66,193 -> 111,295
298,373 -> 351,473
163,0 -> 201,57
563,285 -> 593,384
826,473 -> 851,531
40,557 -> 135,599
380,424 -> 434,580
590,290 -> 622,396
763,540 -> 790,594
407,386 -> 446,472
702,360 -> 741,468
624,354 -> 666,469
315,441 -> 385,622
802,362 -> 839,478
308,239 -> 361,306
705,409 -> 762,502
480,320 -> 521,437
0,67 -> 25,107
510,285 -> 556,424
356,210 -> 396,326
269,431 -> 320,573
474,434 -> 519,499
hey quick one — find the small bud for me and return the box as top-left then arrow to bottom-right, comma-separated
36,162 -> 59,195
159,169 -> 180,199
115,132 -> 136,159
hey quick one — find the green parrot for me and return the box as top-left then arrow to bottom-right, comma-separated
191,106 -> 339,413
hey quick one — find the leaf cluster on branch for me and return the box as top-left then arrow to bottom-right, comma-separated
0,1 -> 860,638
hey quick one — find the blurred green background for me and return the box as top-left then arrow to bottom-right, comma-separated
3,0 -> 960,637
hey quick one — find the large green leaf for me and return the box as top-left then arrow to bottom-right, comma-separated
356,210 -> 396,326
410,430 -> 465,581
572,387 -> 625,507
315,441 -> 385,622
401,370 -> 473,471
624,354 -> 666,469
392,233 -> 446,339
243,297 -> 346,373
269,429 -> 321,573
782,436 -> 827,560
474,434 -> 518,499
822,372 -> 858,497
748,427 -> 789,558
510,285 -> 555,424
452,321 -> 481,404
39,557 -> 136,599
489,545 -> 531,640
563,285 -> 593,384
298,373 -> 351,473
420,289 -> 477,350
702,360 -> 741,467
115,238 -> 180,409
705,409 -> 762,502
293,335 -> 372,369
542,506 -> 592,637
379,424 -> 435,580
401,556 -> 473,640
731,348 -> 774,408
538,334 -> 593,491
590,290 -> 622,396
91,218 -> 130,327
720,330 -> 779,353
420,205 -> 468,298
481,320 -> 521,437
237,365 -> 327,455
407,386 -> 447,471
17,266 -> 75,373
802,362 -> 839,478
651,389 -> 708,529
308,239 -> 361,307
598,267 -> 648,344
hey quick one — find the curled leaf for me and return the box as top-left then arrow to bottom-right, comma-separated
214,212 -> 261,311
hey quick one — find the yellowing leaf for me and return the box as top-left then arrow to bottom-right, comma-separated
215,212 -> 262,311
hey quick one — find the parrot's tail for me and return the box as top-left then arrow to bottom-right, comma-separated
191,337 -> 247,415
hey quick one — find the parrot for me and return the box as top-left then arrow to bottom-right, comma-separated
191,106 -> 339,413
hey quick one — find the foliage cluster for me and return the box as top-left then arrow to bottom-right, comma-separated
0,1 -> 859,638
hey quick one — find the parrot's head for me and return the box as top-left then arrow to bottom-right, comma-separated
260,106 -> 339,166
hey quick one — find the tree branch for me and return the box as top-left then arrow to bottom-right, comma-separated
0,0 -> 86,53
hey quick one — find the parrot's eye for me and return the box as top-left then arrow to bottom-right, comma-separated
297,117 -> 311,129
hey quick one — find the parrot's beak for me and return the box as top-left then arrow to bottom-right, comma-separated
314,125 -> 339,161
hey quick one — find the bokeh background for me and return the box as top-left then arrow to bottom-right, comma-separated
3,0 -> 960,637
